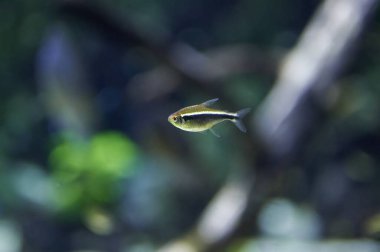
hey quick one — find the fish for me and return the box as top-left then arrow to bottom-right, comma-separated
168,98 -> 250,137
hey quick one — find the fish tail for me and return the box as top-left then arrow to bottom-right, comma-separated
233,108 -> 251,132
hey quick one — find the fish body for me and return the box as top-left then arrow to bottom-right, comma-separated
168,98 -> 250,135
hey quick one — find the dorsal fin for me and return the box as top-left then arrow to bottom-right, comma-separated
201,98 -> 219,107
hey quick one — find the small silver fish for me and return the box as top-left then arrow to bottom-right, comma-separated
168,98 -> 250,136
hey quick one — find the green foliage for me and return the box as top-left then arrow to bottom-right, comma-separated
49,131 -> 138,216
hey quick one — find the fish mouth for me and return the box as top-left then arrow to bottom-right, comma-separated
168,113 -> 179,125
168,114 -> 174,123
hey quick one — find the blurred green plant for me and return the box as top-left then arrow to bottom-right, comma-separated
49,131 -> 138,217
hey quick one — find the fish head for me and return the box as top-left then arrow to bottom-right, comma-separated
168,112 -> 183,128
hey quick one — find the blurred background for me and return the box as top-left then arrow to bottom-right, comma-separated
1,0 -> 380,251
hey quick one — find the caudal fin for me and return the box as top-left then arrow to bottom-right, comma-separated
233,108 -> 251,132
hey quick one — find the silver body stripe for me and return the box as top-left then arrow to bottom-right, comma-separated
180,111 -> 236,117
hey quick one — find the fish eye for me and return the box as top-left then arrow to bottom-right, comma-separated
172,116 -> 177,122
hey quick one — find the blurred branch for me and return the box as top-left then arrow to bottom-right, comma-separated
254,0 -> 379,160
159,0 -> 378,251
126,44 -> 278,103
57,0 -> 277,106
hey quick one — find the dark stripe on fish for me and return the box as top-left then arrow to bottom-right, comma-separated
182,113 -> 237,122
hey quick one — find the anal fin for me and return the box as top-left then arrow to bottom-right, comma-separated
209,128 -> 221,138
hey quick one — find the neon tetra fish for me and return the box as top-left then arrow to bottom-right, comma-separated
168,98 -> 250,137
